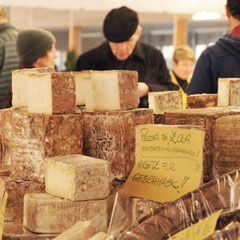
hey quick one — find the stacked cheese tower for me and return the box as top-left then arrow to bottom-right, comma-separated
0,69 -> 154,239
0,68 -> 83,234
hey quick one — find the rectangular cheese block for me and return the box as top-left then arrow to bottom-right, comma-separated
164,107 -> 240,182
0,176 -> 45,223
74,71 -> 92,105
148,91 -> 182,113
87,70 -> 139,111
83,109 -> 154,180
28,72 -> 76,114
45,154 -> 110,201
218,78 -> 240,107
12,67 -> 52,108
0,108 -> 83,182
23,193 -> 108,233
53,220 -> 95,240
187,94 -> 218,108
88,232 -> 107,240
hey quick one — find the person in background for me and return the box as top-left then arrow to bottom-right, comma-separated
4,28 -> 57,108
75,6 -> 179,108
0,7 -> 19,109
170,45 -> 195,108
187,0 -> 240,95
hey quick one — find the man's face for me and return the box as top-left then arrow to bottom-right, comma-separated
109,27 -> 141,61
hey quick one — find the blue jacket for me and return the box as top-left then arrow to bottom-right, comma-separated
187,33 -> 240,95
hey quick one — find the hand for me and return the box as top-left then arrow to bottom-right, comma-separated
138,82 -> 149,98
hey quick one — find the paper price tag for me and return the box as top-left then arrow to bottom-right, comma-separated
122,125 -> 205,202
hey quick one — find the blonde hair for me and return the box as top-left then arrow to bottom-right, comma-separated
0,8 -> 7,21
173,45 -> 195,63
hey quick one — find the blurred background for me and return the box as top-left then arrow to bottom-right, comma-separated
1,0 -> 229,70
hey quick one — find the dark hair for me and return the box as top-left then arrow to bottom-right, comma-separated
227,0 -> 240,20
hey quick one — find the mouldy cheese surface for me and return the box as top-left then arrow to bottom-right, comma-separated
83,109 -> 154,180
0,108 -> 83,182
28,72 -> 76,114
0,176 -> 45,223
87,70 -> 139,111
218,78 -> 240,107
23,193 -> 108,233
53,220 -> 95,240
12,67 -> 52,108
148,91 -> 183,113
187,94 -> 218,108
45,154 -> 110,201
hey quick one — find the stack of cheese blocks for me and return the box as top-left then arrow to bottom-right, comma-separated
77,70 -> 154,181
0,68 -> 82,228
0,69 -> 155,239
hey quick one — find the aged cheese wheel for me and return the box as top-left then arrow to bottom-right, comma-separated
28,72 -> 75,114
12,67 -> 52,108
23,193 -> 108,233
148,90 -> 183,113
218,78 -> 240,107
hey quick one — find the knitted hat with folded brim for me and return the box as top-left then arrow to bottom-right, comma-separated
16,28 -> 56,64
103,6 -> 139,43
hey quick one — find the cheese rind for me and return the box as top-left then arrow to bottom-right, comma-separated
187,94 -> 218,108
53,220 -> 95,240
83,109 -> 154,180
148,91 -> 183,113
218,78 -> 240,107
0,176 -> 45,222
23,193 -> 108,233
0,108 -> 83,182
87,70 -> 139,111
12,67 -> 52,108
45,154 -> 110,201
28,72 -> 76,114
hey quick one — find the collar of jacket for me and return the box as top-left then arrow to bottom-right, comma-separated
99,41 -> 145,62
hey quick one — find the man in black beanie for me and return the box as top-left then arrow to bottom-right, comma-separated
75,6 -> 179,108
187,0 -> 240,95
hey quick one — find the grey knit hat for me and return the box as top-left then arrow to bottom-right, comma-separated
16,28 -> 56,64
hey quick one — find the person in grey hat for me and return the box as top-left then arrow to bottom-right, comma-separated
187,0 -> 240,95
16,28 -> 57,70
75,6 -> 179,108
0,7 -> 19,109
4,27 -> 57,108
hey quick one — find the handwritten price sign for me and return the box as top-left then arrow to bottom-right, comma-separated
122,125 -> 205,202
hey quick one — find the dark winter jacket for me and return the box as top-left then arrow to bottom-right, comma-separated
187,33 -> 240,95
75,41 -> 179,107
0,23 -> 19,108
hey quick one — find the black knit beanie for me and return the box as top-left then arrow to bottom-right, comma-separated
103,6 -> 139,43
16,28 -> 56,64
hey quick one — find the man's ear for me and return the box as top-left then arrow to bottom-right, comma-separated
136,25 -> 142,41
225,5 -> 231,18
